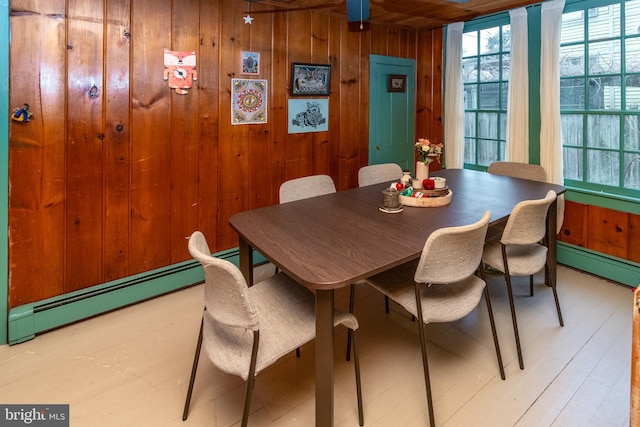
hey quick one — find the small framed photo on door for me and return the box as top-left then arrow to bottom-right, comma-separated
387,74 -> 407,92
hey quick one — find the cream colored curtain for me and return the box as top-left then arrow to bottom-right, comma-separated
505,7 -> 529,163
540,0 -> 566,231
444,22 -> 465,169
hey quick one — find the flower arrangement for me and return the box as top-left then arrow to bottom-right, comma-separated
415,138 -> 443,164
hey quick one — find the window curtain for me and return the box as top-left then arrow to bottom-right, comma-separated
444,22 -> 465,169
540,0 -> 566,231
505,8 -> 529,163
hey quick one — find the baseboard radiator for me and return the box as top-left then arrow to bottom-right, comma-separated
7,248 -> 244,345
557,242 -> 640,288
11,242 -> 631,345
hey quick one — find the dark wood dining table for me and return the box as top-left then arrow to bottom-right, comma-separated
229,168 -> 566,427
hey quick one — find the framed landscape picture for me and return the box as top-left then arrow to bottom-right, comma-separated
291,63 -> 331,96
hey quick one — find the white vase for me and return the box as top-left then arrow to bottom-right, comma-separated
416,161 -> 429,181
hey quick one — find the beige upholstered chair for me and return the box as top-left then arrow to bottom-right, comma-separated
487,161 -> 564,235
481,190 -> 564,370
487,161 -> 547,182
279,174 -> 336,203
356,163 -> 403,316
486,161 -> 548,243
275,174 -> 337,280
358,163 -> 403,187
350,211 -> 504,427
182,231 -> 364,426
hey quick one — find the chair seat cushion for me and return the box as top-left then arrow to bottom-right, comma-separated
365,261 -> 486,324
203,272 -> 358,380
482,242 -> 548,276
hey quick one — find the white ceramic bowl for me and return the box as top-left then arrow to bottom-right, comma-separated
433,177 -> 446,189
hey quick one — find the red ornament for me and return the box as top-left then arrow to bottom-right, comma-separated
423,179 -> 435,190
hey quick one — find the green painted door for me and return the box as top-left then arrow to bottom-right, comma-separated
369,55 -> 416,172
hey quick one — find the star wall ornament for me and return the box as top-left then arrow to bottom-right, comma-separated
243,14 -> 254,24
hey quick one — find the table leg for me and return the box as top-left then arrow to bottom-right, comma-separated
238,237 -> 254,286
315,289 -> 334,427
546,198 -> 558,285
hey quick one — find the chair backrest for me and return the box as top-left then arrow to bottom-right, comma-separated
501,190 -> 557,245
487,161 -> 547,182
279,174 -> 336,203
414,210 -> 491,285
358,163 -> 403,187
188,231 -> 259,331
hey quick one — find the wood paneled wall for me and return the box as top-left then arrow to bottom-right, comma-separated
8,0 -> 444,308
559,201 -> 640,263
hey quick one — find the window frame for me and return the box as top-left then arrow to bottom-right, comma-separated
560,0 -> 640,199
462,15 -> 512,171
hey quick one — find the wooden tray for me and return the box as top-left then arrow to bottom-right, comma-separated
399,188 -> 452,207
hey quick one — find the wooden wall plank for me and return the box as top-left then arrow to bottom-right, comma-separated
130,0 -> 172,274
169,0 -> 201,263
65,0 -> 105,292
270,10 -> 288,204
196,0 -> 221,246
327,17 -> 342,185
415,31 -> 428,141
559,200 -> 588,247
369,23 -> 389,56
8,0 -> 66,306
405,28 -> 417,59
338,21 -> 362,190
416,29 -> 445,173
627,213 -> 640,263
431,27 -> 444,162
104,0 -> 131,281
359,27 -> 371,169
587,205 -> 629,260
246,2 -> 274,211
284,11 -> 313,181
387,27 -> 401,57
310,14 -> 331,177
216,0 -> 249,250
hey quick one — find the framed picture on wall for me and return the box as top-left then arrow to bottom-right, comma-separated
288,99 -> 329,134
387,74 -> 407,92
231,78 -> 268,125
291,63 -> 331,96
241,51 -> 260,75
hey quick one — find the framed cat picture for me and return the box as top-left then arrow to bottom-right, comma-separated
291,63 -> 331,96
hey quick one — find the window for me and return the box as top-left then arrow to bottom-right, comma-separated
561,0 -> 640,197
462,22 -> 511,168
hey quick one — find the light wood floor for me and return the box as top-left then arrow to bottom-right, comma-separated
0,265 -> 634,426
